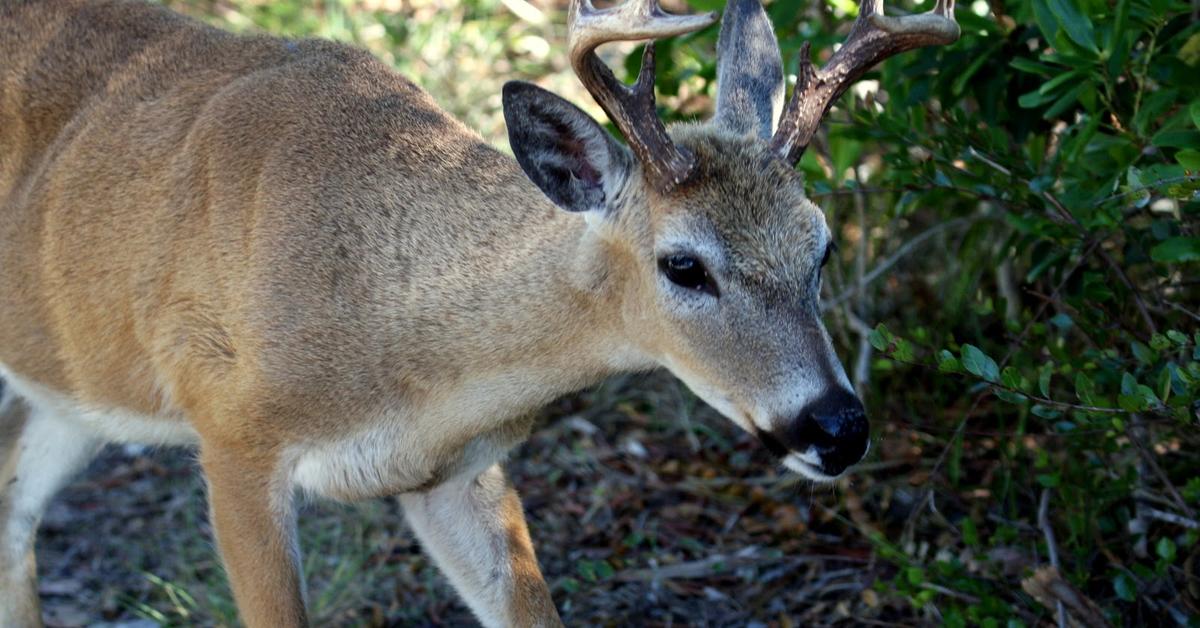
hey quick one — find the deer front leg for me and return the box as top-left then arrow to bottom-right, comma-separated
200,443 -> 307,628
400,464 -> 562,628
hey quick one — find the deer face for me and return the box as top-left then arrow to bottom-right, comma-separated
635,130 -> 866,480
503,94 -> 867,480
504,0 -> 957,479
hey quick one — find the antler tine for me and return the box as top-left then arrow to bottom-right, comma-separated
568,0 -> 717,191
770,0 -> 959,165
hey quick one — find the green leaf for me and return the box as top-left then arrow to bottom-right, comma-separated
1049,313 -> 1073,330
596,560 -> 615,579
1167,330 -> 1189,346
1157,537 -> 1177,562
951,51 -> 992,96
868,324 -> 891,351
1046,0 -> 1098,54
1042,82 -> 1084,120
1001,366 -> 1022,389
1039,363 -> 1053,397
1151,237 -> 1200,263
1133,341 -> 1158,365
1177,149 -> 1200,170
938,350 -> 962,373
1009,57 -> 1059,77
1119,375 -> 1160,411
1106,0 -> 1129,59
1114,573 -> 1137,602
1075,372 -> 1096,405
1150,334 -> 1171,352
1030,0 -> 1061,49
1152,130 -> 1200,149
1138,384 -> 1160,407
962,518 -> 979,546
1018,88 -> 1057,109
1158,366 -> 1172,403
1119,394 -> 1142,412
905,566 -> 926,586
577,560 -> 597,582
1038,69 -> 1083,96
1032,404 -> 1062,419
961,344 -> 1000,382
1037,473 -> 1061,488
1193,101 -> 1200,131
1121,372 -> 1138,396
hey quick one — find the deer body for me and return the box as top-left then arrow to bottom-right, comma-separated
0,0 -> 957,625
3,0 -> 649,475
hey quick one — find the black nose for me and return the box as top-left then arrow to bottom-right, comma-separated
789,388 -> 869,476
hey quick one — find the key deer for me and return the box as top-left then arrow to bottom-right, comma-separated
0,0 -> 957,624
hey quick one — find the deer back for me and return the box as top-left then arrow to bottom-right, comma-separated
0,0 -> 620,449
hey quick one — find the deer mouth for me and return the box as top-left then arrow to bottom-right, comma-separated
753,425 -> 861,483
782,451 -> 839,483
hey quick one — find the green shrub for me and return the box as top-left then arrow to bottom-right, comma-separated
648,0 -> 1199,622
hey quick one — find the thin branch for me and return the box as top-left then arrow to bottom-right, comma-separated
1097,246 -> 1158,336
849,158 -> 872,394
1167,301 -> 1200,322
1143,507 -> 1200,530
1128,424 -> 1196,519
918,582 -> 982,605
1038,489 -> 1068,628
1106,174 -> 1200,205
824,217 -> 976,310
613,550 -> 857,582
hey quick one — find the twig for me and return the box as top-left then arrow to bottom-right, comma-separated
999,239 -> 1100,368
1128,424 -> 1196,519
1038,489 -> 1062,572
967,145 -> 1012,176
1167,301 -> 1200,322
613,550 -> 855,582
1097,246 -> 1158,337
824,217 -> 975,310
1104,174 -> 1200,204
996,257 -> 1020,321
850,155 -> 872,395
1021,564 -> 1114,628
918,582 -> 981,605
845,309 -> 873,397
1143,507 -> 1200,530
1037,490 -> 1068,628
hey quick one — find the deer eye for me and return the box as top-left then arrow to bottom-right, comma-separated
659,255 -> 718,297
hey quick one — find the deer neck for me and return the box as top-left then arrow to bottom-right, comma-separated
385,183 -> 656,407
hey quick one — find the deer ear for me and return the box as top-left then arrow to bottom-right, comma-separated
503,81 -> 632,213
712,0 -> 784,138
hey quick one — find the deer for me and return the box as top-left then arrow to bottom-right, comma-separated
0,0 -> 958,624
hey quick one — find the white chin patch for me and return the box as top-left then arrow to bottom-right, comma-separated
783,451 -> 839,483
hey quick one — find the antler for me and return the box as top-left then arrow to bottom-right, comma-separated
770,0 -> 959,165
568,0 -> 717,190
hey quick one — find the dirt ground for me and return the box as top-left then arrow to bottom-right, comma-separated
31,371 -> 931,627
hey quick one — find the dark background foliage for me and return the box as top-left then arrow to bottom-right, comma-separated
34,0 -> 1199,625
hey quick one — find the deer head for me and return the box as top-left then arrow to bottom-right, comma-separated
503,0 -> 958,480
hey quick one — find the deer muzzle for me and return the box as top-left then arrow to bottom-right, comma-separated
757,387 -> 869,480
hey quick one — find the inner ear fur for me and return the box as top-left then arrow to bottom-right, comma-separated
503,81 -> 632,213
